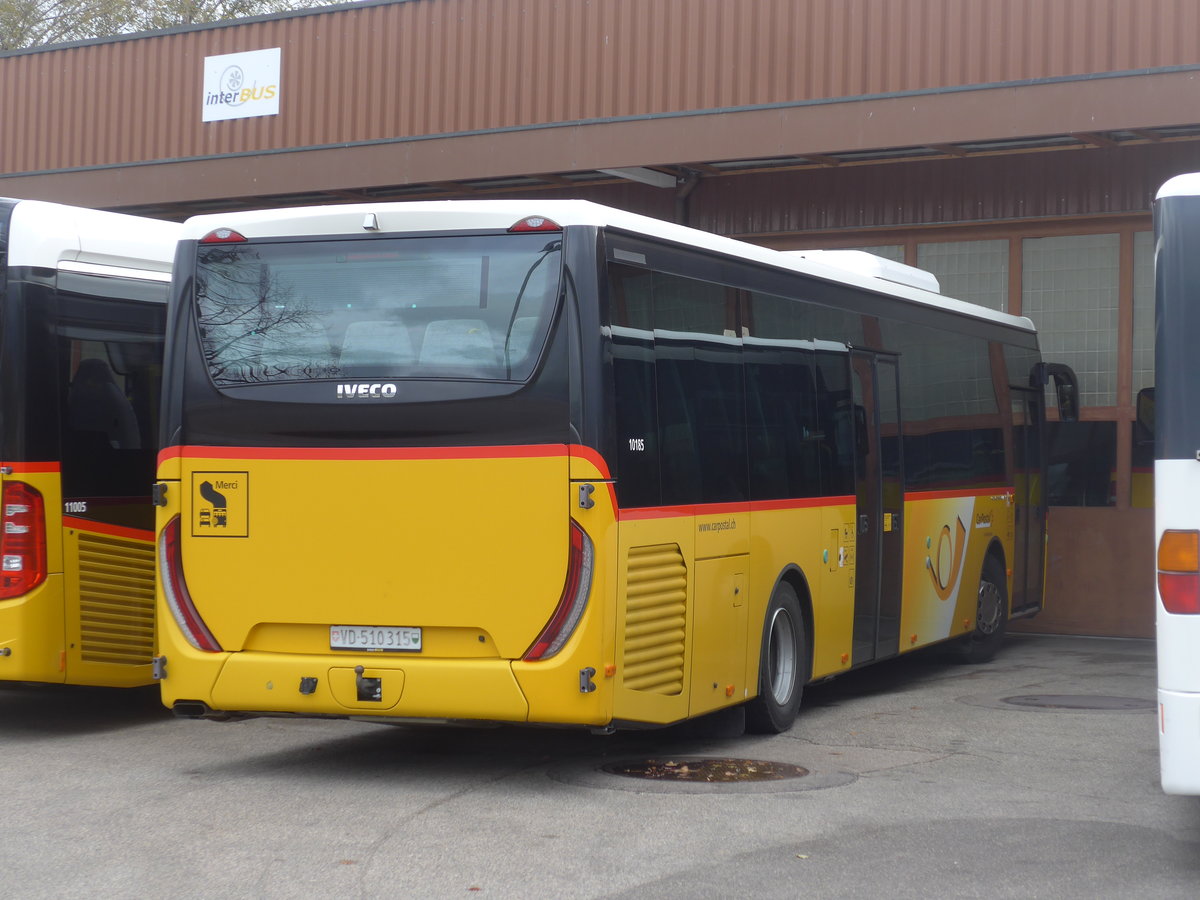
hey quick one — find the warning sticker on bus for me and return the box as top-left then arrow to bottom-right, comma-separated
191,471 -> 249,537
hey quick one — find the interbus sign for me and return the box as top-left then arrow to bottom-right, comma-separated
202,48 -> 281,122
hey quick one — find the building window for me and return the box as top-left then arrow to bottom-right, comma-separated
1022,233 -> 1119,508
917,239 -> 1009,311
1021,233 -> 1119,408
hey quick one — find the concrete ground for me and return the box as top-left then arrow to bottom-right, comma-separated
0,633 -> 1195,898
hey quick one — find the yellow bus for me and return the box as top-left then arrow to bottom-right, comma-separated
154,201 -> 1074,731
0,198 -> 178,687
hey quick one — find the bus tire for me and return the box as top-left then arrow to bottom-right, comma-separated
746,582 -> 806,734
949,555 -> 1008,664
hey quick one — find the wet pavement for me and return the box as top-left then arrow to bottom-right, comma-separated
0,634 -> 1195,898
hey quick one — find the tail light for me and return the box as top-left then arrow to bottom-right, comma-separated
159,515 -> 223,651
0,481 -> 47,599
199,228 -> 247,244
523,520 -> 594,660
1158,529 -> 1200,615
508,216 -> 562,233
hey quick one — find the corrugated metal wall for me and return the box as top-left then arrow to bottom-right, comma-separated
687,142 -> 1200,237
4,0 -> 1200,177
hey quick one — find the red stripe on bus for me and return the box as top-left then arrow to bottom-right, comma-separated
63,517 -> 154,542
569,445 -> 613,480
1,462 -> 61,474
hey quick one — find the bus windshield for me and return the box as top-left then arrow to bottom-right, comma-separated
195,232 -> 563,386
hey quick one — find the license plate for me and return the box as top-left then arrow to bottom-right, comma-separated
329,625 -> 422,652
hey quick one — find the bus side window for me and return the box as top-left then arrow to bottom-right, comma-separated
56,292 -> 165,527
815,351 -> 856,496
67,357 -> 140,450
608,264 -> 661,509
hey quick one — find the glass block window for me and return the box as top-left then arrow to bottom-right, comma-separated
917,239 -> 1009,311
1021,233 -> 1120,408
1132,230 -> 1154,399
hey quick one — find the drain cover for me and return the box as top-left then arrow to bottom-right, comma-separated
601,757 -> 808,783
1001,694 -> 1154,711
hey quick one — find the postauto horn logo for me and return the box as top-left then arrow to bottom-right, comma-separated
202,48 -> 281,123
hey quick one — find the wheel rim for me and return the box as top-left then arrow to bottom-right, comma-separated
977,577 -> 1004,636
765,607 -> 798,705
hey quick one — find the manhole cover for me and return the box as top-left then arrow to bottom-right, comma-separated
1001,694 -> 1154,711
600,757 -> 808,783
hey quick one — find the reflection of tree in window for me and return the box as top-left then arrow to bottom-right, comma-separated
197,246 -> 330,384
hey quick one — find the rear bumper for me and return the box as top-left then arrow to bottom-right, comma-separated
1159,687 -> 1200,795
179,650 -> 533,723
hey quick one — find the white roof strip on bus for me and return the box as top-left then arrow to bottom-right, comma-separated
1157,173 -> 1200,199
781,250 -> 942,294
6,199 -> 178,272
179,199 -> 1036,334
58,260 -> 172,282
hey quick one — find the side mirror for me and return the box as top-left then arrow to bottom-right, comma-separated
1034,362 -> 1079,423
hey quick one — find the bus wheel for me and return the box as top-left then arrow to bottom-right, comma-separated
949,556 -> 1008,664
746,583 -> 806,734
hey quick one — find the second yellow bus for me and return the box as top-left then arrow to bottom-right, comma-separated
153,201 -> 1073,731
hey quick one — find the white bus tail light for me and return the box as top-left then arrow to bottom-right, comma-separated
523,521 -> 594,661
0,482 -> 46,600
1157,529 -> 1200,615
159,515 -> 223,651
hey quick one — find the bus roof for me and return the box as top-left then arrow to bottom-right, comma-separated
1157,173 -> 1200,200
4,198 -> 179,276
180,199 -> 1036,334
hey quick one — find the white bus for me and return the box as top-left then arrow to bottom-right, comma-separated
1151,174 -> 1200,794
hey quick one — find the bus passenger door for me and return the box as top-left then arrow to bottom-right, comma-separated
850,351 -> 904,665
1010,387 -> 1046,615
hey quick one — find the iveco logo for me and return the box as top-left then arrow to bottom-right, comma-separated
337,383 -> 398,399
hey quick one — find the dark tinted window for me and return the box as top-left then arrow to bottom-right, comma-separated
814,350 -> 857,496
58,292 -> 165,530
609,265 -> 660,508
745,292 -> 840,500
652,272 -> 745,505
608,265 -> 745,507
882,319 -> 1004,490
195,233 -> 561,385
749,288 -> 864,346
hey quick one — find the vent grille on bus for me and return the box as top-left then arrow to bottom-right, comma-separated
621,543 -> 687,696
77,532 -> 155,665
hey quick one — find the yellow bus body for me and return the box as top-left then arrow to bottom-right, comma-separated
0,466 -> 155,687
158,442 -> 1013,727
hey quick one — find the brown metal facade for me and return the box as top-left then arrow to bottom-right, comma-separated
3,0 -> 1188,640
4,0 -> 1200,178
690,142 -> 1200,238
